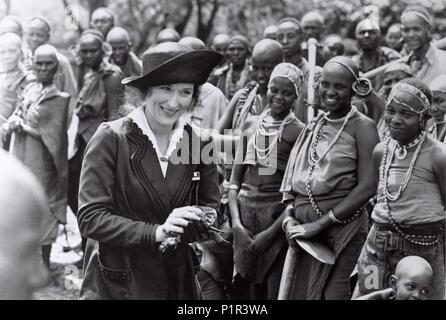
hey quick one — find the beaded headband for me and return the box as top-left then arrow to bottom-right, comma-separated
386,82 -> 431,116
324,60 -> 372,98
401,11 -> 431,26
268,62 -> 303,97
325,60 -> 358,81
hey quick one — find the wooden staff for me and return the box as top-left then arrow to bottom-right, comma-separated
8,131 -> 15,155
362,39 -> 446,80
278,247 -> 297,300
306,38 -> 318,122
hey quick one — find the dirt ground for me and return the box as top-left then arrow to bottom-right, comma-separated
33,209 -> 84,300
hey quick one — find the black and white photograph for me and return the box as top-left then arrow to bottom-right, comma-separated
0,0 -> 445,307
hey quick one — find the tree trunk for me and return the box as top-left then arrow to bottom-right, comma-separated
175,0 -> 193,35
196,0 -> 220,42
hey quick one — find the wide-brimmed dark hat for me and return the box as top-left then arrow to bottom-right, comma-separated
122,42 -> 222,89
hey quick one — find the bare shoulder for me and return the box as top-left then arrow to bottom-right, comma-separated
373,141 -> 386,158
351,111 -> 379,139
429,138 -> 446,166
284,118 -> 305,142
354,111 -> 377,130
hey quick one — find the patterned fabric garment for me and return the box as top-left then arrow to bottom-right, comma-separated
357,223 -> 445,299
12,83 -> 69,244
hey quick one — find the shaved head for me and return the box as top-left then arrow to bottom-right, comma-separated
355,19 -> 381,51
263,25 -> 278,40
26,17 -> 51,35
0,32 -> 22,48
106,27 -> 132,66
391,256 -> 434,300
302,11 -> 324,25
91,7 -> 115,37
33,44 -> 58,85
212,34 -> 230,47
324,56 -> 359,83
251,39 -> 283,93
80,33 -> 103,47
0,32 -> 23,71
356,18 -> 380,34
179,36 -> 206,50
0,151 -> 49,299
0,15 -> 23,37
156,28 -> 180,44
79,33 -> 104,68
34,44 -> 57,60
395,256 -> 433,280
106,27 -> 131,44
252,38 -> 283,63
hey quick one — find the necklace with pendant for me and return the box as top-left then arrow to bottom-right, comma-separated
395,133 -> 424,160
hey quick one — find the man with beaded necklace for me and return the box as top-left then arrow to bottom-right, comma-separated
354,78 -> 446,300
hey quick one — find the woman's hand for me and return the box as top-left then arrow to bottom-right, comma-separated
233,223 -> 254,253
284,218 -> 300,250
251,228 -> 274,252
288,221 -> 324,240
156,206 -> 202,242
6,115 -> 24,132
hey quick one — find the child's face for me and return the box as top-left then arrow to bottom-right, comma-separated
393,273 -> 433,300
431,91 -> 446,122
267,77 -> 297,118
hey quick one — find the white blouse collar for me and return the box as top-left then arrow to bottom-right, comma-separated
128,107 -> 191,176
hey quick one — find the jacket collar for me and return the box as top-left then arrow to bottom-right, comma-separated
125,116 -> 198,222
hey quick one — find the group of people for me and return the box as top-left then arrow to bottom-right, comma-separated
0,4 -> 445,301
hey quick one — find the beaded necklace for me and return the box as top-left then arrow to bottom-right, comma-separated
379,131 -> 438,246
395,133 -> 424,160
305,106 -> 361,223
253,109 -> 295,161
307,106 -> 357,167
381,132 -> 426,201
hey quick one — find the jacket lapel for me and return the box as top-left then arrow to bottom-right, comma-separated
165,126 -> 198,207
126,120 -> 171,223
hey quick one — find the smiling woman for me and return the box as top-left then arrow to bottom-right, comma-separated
77,42 -> 223,300
355,78 -> 446,300
229,63 -> 304,300
279,56 -> 379,300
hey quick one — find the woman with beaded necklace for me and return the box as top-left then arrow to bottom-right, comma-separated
279,56 -> 379,299
228,63 -> 304,299
355,78 -> 446,300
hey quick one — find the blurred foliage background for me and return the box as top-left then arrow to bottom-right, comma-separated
2,0 -> 446,54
